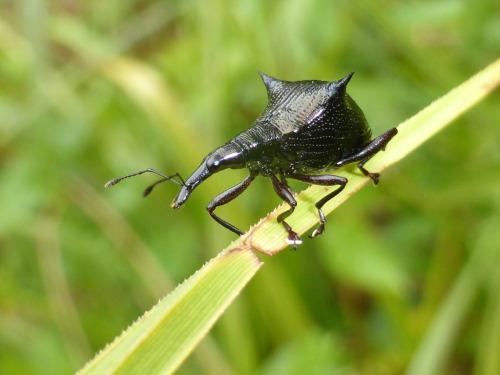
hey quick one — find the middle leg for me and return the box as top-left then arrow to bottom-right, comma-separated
287,173 -> 347,238
269,173 -> 302,248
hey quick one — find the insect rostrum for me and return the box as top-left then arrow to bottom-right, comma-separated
106,71 -> 397,249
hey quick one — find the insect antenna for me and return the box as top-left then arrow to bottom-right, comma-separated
142,173 -> 185,197
104,169 -> 185,196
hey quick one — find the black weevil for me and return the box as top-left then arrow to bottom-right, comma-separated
106,71 -> 397,248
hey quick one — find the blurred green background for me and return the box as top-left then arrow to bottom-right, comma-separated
1,0 -> 499,374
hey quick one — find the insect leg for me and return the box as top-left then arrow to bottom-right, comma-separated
269,174 -> 301,248
287,174 -> 347,238
279,173 -> 297,195
206,175 -> 255,236
335,127 -> 397,184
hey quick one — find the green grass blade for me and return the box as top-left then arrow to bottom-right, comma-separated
78,247 -> 262,375
405,216 -> 500,375
244,58 -> 500,255
475,263 -> 500,375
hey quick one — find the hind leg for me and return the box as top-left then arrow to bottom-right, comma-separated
335,128 -> 397,184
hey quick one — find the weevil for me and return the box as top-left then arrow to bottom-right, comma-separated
106,71 -> 397,248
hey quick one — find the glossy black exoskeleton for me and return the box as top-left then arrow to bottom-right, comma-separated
106,71 -> 397,248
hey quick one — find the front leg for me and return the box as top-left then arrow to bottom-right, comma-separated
269,173 -> 302,249
206,175 -> 255,235
287,173 -> 347,238
336,127 -> 397,184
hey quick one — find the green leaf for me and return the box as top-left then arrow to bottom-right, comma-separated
78,247 -> 262,375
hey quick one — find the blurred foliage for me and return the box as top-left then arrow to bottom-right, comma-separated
0,0 -> 499,374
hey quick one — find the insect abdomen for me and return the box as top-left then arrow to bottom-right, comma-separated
280,94 -> 371,171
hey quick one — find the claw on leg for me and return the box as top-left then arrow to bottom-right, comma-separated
282,221 -> 302,250
309,208 -> 326,238
357,164 -> 380,185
